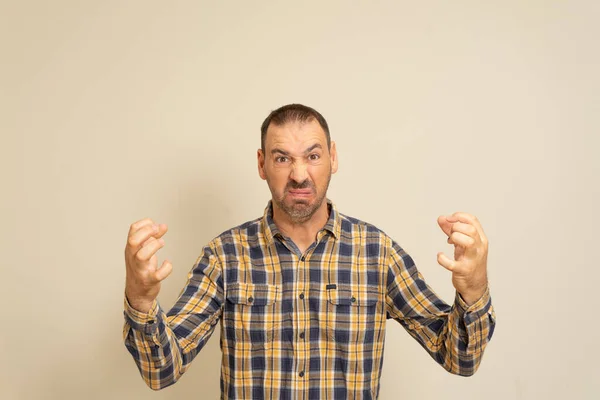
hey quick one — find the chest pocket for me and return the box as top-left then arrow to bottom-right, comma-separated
326,284 -> 380,346
225,282 -> 280,349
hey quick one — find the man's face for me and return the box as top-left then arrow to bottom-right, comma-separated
258,119 -> 338,223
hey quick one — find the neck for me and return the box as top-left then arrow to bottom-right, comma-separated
272,200 -> 330,253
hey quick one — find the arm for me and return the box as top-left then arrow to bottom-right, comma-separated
122,219 -> 224,390
385,236 -> 496,376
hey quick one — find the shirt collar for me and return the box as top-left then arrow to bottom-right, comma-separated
262,199 -> 341,245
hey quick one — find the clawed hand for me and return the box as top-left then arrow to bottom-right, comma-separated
437,212 -> 489,305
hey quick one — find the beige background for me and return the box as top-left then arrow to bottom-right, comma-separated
2,1 -> 599,399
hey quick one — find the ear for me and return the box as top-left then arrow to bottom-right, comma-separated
257,149 -> 267,180
329,141 -> 338,174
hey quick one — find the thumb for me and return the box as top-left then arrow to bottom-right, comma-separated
154,259 -> 173,282
437,252 -> 456,272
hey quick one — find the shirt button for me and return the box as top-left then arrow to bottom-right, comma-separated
301,256 -> 305,261
248,296 -> 254,303
299,371 -> 305,377
299,293 -> 305,300
351,296 -> 356,303
299,332 -> 305,339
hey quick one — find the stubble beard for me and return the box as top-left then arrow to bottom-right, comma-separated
268,171 -> 332,224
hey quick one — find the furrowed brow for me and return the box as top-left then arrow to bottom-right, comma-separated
304,144 -> 322,154
271,148 -> 290,156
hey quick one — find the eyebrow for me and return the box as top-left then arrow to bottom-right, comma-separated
271,143 -> 323,156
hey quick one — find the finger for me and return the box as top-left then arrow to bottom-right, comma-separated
156,223 -> 168,238
437,252 -> 456,271
128,224 -> 163,249
154,259 -> 173,282
450,221 -> 480,243
450,212 -> 487,243
128,218 -> 155,236
141,224 -> 168,246
437,215 -> 454,236
449,232 -> 475,248
135,237 -> 165,262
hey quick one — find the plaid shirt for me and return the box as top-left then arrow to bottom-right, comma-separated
123,200 -> 496,399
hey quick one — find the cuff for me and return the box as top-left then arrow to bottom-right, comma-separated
455,286 -> 493,326
123,295 -> 161,335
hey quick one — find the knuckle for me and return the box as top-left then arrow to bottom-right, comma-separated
142,236 -> 156,247
131,220 -> 143,230
132,218 -> 153,231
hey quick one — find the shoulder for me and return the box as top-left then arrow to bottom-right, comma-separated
336,210 -> 392,242
208,216 -> 264,246
336,209 -> 410,255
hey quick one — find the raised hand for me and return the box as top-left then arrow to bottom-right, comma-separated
124,218 -> 172,313
436,212 -> 489,305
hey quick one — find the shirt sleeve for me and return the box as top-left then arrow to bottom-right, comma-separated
122,241 -> 225,390
384,238 -> 496,376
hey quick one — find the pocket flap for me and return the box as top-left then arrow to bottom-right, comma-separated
226,282 -> 279,306
327,284 -> 379,306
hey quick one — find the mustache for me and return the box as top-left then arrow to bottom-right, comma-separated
286,180 -> 314,190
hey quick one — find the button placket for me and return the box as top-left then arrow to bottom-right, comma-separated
296,254 -> 308,389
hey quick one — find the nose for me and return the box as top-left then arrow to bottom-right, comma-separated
290,162 -> 308,183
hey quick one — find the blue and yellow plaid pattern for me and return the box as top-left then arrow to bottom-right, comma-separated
123,200 -> 496,399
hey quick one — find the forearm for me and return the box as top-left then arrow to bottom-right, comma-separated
386,238 -> 496,376
424,287 -> 496,376
122,299 -> 190,390
123,295 -> 223,390
123,242 -> 224,389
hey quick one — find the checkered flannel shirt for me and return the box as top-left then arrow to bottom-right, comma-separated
123,200 -> 496,399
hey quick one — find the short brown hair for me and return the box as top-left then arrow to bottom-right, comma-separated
260,104 -> 331,151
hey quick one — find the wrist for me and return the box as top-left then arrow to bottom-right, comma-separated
459,284 -> 488,306
125,289 -> 155,314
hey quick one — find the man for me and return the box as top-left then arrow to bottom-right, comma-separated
123,104 -> 496,399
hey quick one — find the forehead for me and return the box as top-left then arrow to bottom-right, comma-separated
265,120 -> 327,151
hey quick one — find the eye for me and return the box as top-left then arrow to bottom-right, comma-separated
308,153 -> 320,161
275,156 -> 289,163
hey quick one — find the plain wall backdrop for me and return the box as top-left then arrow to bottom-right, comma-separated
2,1 -> 599,399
